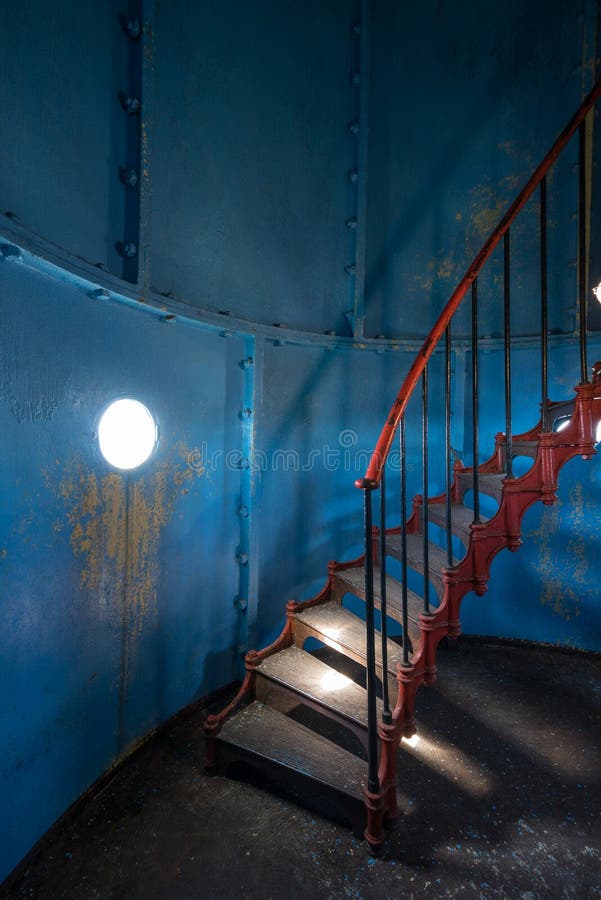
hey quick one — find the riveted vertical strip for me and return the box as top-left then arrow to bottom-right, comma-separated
236,334 -> 263,660
138,1 -> 155,293
120,0 -> 144,284
352,0 -> 370,338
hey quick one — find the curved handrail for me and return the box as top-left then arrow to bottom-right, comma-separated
356,76 -> 601,490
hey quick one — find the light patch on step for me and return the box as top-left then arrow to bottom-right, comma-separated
320,671 -> 353,692
401,733 -> 421,749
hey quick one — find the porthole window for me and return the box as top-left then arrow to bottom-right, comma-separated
97,399 -> 157,470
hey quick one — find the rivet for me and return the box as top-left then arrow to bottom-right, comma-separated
219,310 -> 231,316
345,264 -> 356,275
241,357 -> 254,369
119,93 -> 140,114
238,457 -> 250,470
375,334 -> 385,340
346,218 -> 357,230
324,330 -> 336,336
237,553 -> 249,566
122,242 -> 137,258
123,18 -> 142,38
241,408 -> 253,419
348,120 -> 360,135
119,167 -> 139,188
0,243 -> 21,261
348,169 -> 359,183
220,330 -> 235,338
91,288 -> 110,301
163,314 -> 177,323
238,506 -> 249,518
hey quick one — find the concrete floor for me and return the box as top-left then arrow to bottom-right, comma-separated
2,638 -> 600,899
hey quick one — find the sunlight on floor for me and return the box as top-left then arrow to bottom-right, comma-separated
438,679 -> 599,779
400,724 -> 495,798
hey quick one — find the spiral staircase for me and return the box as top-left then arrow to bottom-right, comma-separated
204,79 -> 601,850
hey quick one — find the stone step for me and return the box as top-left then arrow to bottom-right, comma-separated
293,600 -> 410,674
255,645 -> 377,736
426,501 -> 488,547
386,531 -> 456,593
331,566 -> 423,649
455,470 -> 505,504
215,701 -> 367,833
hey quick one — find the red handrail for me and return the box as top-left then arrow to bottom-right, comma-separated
357,76 -> 601,490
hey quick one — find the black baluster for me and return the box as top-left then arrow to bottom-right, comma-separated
579,120 -> 589,384
504,230 -> 513,478
400,416 -> 409,666
363,486 -> 380,795
422,367 -> 430,615
445,324 -> 453,567
472,279 -> 480,523
540,177 -> 549,431
379,468 -> 392,725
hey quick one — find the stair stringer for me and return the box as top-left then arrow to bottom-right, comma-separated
372,381 -> 601,838
204,576 -> 335,768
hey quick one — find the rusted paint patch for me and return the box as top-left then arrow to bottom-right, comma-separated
43,444 -> 200,629
469,177 -> 521,243
529,482 -> 593,621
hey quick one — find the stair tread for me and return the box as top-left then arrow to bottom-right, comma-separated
218,701 -> 366,796
295,601 -> 406,674
427,502 -> 489,533
462,471 -> 505,484
386,532 -> 458,573
257,646 -> 376,727
333,565 -> 425,621
456,470 -> 505,500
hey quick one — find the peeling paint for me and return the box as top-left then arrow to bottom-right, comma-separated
530,486 -> 590,622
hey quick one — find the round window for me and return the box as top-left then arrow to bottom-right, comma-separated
97,399 -> 157,470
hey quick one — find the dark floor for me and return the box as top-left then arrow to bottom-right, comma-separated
2,639 -> 600,900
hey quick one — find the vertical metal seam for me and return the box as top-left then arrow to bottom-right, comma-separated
352,0 -> 370,338
138,0 -> 155,294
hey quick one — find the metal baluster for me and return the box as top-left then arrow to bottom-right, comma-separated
400,416 -> 409,666
422,367 -> 430,615
445,324 -> 453,567
579,121 -> 589,384
504,230 -> 513,477
472,279 -> 480,523
379,469 -> 392,725
363,486 -> 380,795
540,177 -> 549,430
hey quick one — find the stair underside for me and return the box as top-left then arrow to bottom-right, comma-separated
216,701 -> 367,831
256,645 -> 378,730
329,571 -> 422,650
294,600 -> 409,673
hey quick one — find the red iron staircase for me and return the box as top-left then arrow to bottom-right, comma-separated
204,79 -> 601,850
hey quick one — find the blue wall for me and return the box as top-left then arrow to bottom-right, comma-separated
0,258 -> 243,876
1,0 -> 601,883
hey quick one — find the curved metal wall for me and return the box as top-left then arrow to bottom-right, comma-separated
1,0 -> 601,884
